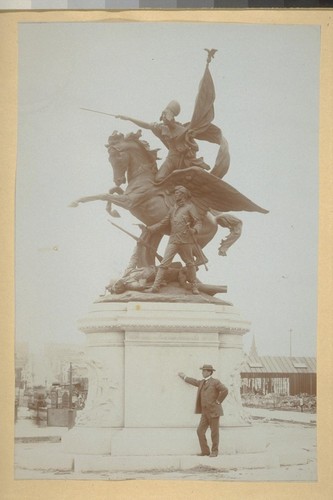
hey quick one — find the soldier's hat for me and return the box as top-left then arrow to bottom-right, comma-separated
174,185 -> 191,198
175,185 -> 188,193
200,364 -> 216,371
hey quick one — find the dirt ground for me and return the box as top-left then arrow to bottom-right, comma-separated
14,420 -> 316,482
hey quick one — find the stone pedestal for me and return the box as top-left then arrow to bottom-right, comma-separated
62,297 -> 261,460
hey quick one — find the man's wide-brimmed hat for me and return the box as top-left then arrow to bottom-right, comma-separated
200,364 -> 216,371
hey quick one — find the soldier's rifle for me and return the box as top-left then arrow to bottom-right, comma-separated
109,221 -> 163,263
186,223 -> 209,271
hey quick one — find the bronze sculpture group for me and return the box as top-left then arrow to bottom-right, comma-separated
71,50 -> 268,299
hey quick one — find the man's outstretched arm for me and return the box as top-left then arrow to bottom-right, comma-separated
178,372 -> 200,387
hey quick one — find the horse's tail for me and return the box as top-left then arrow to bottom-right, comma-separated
213,212 -> 243,256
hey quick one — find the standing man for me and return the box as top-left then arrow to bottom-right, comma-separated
146,185 -> 202,294
299,394 -> 304,413
178,364 -> 228,457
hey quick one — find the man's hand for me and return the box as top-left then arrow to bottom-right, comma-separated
147,224 -> 158,233
186,223 -> 197,235
178,372 -> 186,380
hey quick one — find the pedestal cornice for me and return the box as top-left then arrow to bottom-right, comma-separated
78,300 -> 251,336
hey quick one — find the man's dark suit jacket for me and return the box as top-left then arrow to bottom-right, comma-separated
184,376 -> 228,418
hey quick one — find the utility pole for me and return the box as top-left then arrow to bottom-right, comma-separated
289,328 -> 293,357
69,362 -> 73,409
68,362 -> 74,429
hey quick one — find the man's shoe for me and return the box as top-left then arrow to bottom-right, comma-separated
209,452 -> 218,457
197,452 -> 210,456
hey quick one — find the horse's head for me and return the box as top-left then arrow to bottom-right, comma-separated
105,130 -> 159,187
105,131 -> 130,187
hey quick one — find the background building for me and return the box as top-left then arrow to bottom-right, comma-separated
241,337 -> 316,396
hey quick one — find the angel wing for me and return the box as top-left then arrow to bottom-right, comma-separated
154,167 -> 269,215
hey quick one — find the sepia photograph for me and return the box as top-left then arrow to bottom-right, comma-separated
13,20 -> 319,483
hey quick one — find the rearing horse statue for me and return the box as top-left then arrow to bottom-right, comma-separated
70,130 -> 268,264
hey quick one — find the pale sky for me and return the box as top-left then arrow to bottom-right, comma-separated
16,22 -> 320,358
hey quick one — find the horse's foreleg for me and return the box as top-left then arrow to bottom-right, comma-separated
109,186 -> 124,195
106,186 -> 124,217
69,192 -> 132,219
106,200 -> 120,218
69,193 -> 112,208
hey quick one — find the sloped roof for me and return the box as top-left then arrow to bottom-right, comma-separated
241,355 -> 316,375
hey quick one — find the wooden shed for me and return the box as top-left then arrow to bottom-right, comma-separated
241,355 -> 316,396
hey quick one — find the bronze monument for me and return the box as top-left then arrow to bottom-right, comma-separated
70,50 -> 268,301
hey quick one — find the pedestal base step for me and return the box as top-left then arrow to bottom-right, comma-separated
15,447 -> 311,474
74,452 -> 282,473
62,426 -> 268,456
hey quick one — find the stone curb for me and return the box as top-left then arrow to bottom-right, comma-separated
15,436 -> 62,444
251,415 -> 316,426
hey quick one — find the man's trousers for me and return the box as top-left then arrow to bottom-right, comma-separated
197,413 -> 220,454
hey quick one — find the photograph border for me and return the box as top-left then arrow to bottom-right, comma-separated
1,8 -> 332,499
